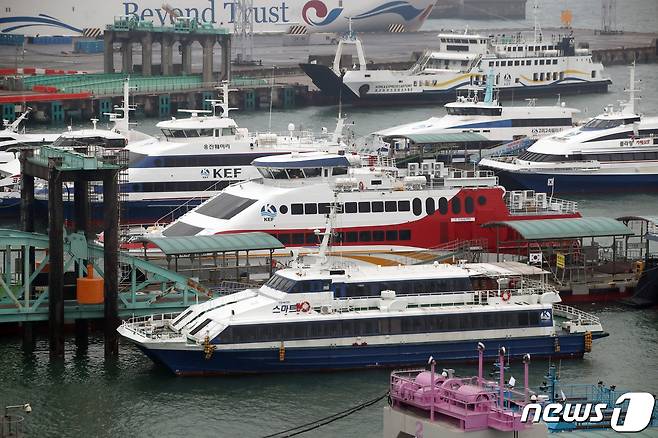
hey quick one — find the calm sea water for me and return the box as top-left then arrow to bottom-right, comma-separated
1,306 -> 657,438
2,11 -> 658,436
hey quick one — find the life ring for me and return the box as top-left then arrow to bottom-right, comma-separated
300,301 -> 311,313
358,181 -> 365,191
501,290 -> 512,302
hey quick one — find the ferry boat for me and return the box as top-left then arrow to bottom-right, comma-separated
117,252 -> 606,375
157,151 -> 579,261
373,75 -> 578,151
0,83 -> 346,224
479,65 -> 658,194
301,20 -> 610,105
0,108 -> 59,162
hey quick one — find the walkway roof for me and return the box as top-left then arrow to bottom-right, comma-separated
142,232 -> 284,256
384,132 -> 489,144
483,217 -> 634,240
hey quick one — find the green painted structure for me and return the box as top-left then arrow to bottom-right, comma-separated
0,229 -> 210,324
484,217 -> 634,241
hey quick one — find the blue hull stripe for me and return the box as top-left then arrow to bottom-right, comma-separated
138,334 -> 589,376
494,170 -> 658,194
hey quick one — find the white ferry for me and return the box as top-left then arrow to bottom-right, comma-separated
0,109 -> 59,162
479,65 -> 658,194
118,251 -> 606,375
373,76 -> 578,150
156,150 -> 579,262
301,24 -> 610,105
0,83 -> 346,224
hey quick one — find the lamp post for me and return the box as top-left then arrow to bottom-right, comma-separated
2,403 -> 31,438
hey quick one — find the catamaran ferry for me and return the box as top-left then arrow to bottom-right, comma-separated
301,25 -> 610,105
479,66 -> 658,194
157,151 -> 579,261
118,256 -> 606,375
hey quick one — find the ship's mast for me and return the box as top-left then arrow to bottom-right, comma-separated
532,0 -> 542,43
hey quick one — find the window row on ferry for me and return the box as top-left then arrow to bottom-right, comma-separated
489,58 -> 559,67
519,150 -> 658,163
209,310 -> 548,344
161,127 -> 237,139
270,228 -> 412,246
289,196 -> 487,217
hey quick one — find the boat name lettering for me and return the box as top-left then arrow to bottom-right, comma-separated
531,127 -> 564,135
373,84 -> 413,93
272,301 -> 310,314
620,138 -> 651,147
123,0 -> 291,27
521,393 -> 656,432
450,217 -> 475,222
204,144 -> 231,150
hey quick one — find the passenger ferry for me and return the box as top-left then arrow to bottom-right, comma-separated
0,83 -> 346,223
118,254 -> 606,375
373,75 -> 578,150
479,65 -> 658,194
0,109 -> 60,162
158,151 -> 579,261
301,22 -> 610,105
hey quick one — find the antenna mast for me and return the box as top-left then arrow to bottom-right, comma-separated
234,0 -> 254,63
532,0 -> 542,43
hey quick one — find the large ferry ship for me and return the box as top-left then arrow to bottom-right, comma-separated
118,253 -> 606,375
479,66 -> 658,194
1,0 -> 436,36
301,25 -> 610,105
158,151 -> 579,260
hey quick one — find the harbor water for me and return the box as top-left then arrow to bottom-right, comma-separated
1,24 -> 658,437
0,306 -> 657,437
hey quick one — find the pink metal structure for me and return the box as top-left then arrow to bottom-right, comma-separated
389,344 -> 531,433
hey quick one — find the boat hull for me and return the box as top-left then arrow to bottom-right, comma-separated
135,333 -> 599,376
493,169 -> 658,194
300,63 -> 611,105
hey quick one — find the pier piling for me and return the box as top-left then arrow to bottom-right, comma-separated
47,163 -> 65,359
102,171 -> 119,358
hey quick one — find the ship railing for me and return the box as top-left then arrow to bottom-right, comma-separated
553,303 -> 600,326
120,312 -> 183,340
506,191 -> 578,215
334,285 -> 557,312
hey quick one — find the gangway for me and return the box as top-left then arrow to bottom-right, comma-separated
0,229 -> 210,324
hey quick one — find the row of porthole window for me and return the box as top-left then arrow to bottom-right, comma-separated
282,196 -> 487,217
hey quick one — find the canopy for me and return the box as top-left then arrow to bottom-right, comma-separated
142,232 -> 284,256
483,217 -> 634,241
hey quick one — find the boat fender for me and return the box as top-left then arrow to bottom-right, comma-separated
501,290 -> 512,302
358,181 -> 364,191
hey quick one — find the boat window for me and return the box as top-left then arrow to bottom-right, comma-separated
465,196 -> 474,214
373,230 -> 385,241
278,233 -> 290,244
385,201 -> 397,212
264,274 -> 297,293
318,203 -> 330,215
195,193 -> 257,219
477,196 -> 487,206
221,127 -> 237,136
332,167 -> 348,176
398,200 -> 411,212
438,197 -> 449,214
346,232 -> 358,242
303,168 -> 321,178
288,169 -> 304,179
582,118 -> 625,130
271,168 -> 288,179
451,198 -> 461,214
291,203 -> 303,215
412,198 -> 422,216
257,168 -> 272,178
358,202 -> 371,213
345,202 -> 357,213
426,198 -> 435,215
304,203 -> 317,214
372,201 -> 384,213
292,233 -> 304,244
359,231 -> 371,242
386,230 -> 398,241
162,221 -> 204,237
399,230 -> 411,241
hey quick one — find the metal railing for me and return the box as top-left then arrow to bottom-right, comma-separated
553,303 -> 600,326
